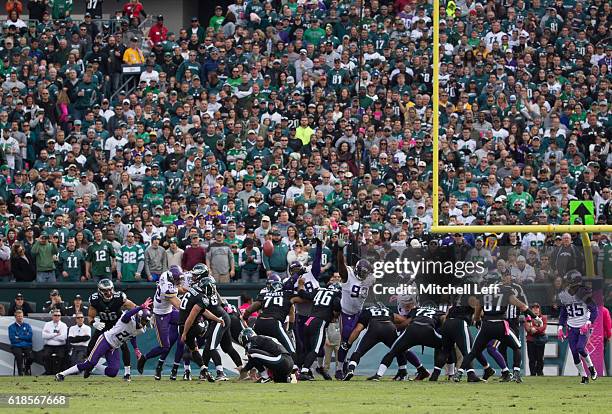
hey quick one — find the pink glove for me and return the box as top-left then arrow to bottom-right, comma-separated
134,348 -> 142,360
580,322 -> 592,335
557,327 -> 566,341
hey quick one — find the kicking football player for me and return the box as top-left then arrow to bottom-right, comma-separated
453,280 -> 542,383
238,328 -> 296,383
178,270 -> 227,382
296,278 -> 342,380
56,299 -> 153,381
196,278 -> 243,381
335,233 -> 378,379
368,301 -> 448,381
88,279 -> 139,381
192,276 -> 238,380
558,270 -> 598,384
137,266 -> 184,380
343,302 -> 428,381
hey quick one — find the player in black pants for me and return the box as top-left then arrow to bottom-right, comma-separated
453,283 -> 542,383
238,328 -> 296,383
343,304 -> 428,381
242,280 -> 302,372
296,279 -> 342,381
88,279 -> 138,381
369,304 -> 448,381
490,273 -> 528,368
442,295 -> 496,381
178,274 -> 227,382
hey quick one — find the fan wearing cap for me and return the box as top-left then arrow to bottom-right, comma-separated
123,35 -> 145,64
148,14 -> 168,46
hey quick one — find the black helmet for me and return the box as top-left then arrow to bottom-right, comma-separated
97,279 -> 114,302
198,276 -> 216,297
238,327 -> 256,347
191,263 -> 209,281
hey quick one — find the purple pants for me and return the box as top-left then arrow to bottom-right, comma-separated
567,327 -> 589,364
338,312 -> 360,363
78,335 -> 120,377
145,309 -> 184,363
486,340 -> 509,369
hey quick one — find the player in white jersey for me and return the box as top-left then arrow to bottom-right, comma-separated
56,299 -> 152,381
520,232 -> 546,251
137,266 -> 184,379
287,238 -> 323,370
335,234 -> 376,379
557,270 -> 599,383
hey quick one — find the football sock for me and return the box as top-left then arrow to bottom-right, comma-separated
501,367 -> 509,372
446,363 -> 455,376
124,366 -> 130,375
433,367 -> 442,375
399,365 -> 406,370
184,364 -> 191,371
216,365 -> 223,372
172,362 -> 179,369
301,367 -> 310,374
61,365 -> 80,376
157,359 -> 164,367
94,362 -> 106,373
584,355 -> 593,367
348,361 -> 357,370
260,370 -> 269,379
576,363 -> 586,377
376,364 -> 387,377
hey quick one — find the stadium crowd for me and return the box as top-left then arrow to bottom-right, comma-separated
0,0 -> 609,304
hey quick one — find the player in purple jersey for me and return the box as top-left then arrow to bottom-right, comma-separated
56,299 -> 152,381
558,270 -> 598,384
137,266 -> 185,380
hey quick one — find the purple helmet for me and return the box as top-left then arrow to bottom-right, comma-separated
168,265 -> 183,284
266,274 -> 282,291
137,308 -> 151,327
564,270 -> 583,286
355,259 -> 373,281
288,261 -> 306,278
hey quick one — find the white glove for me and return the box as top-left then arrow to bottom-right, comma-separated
533,316 -> 543,327
337,233 -> 347,248
93,317 -> 105,331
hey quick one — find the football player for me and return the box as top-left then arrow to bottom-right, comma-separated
296,279 -> 342,380
335,233 -> 377,379
486,270 -> 528,376
343,301 -> 429,381
196,277 -> 243,381
453,280 -> 542,383
178,270 -> 227,382
368,301 -> 448,381
238,328 -> 296,383
175,263 -> 208,380
287,238 -> 324,370
242,278 -> 302,374
56,299 -> 153,381
442,293 -> 496,381
558,270 -> 598,384
137,266 -> 184,380
87,279 -> 139,381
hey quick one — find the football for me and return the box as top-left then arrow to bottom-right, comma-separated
262,240 -> 274,257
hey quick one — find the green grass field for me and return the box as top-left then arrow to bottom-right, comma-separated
1,376 -> 611,414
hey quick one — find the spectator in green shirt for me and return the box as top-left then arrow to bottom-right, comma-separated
31,233 -> 59,283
